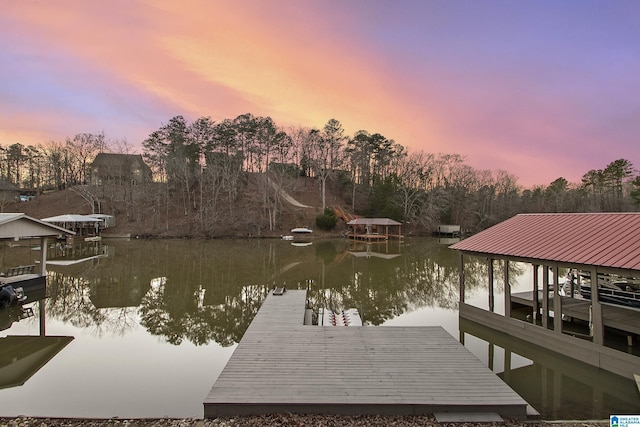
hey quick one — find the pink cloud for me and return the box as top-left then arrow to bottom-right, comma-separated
1,1 -> 638,188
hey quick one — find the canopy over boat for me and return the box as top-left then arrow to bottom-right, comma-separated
291,227 -> 312,233
41,214 -> 102,223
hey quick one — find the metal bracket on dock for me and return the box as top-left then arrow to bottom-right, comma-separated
272,286 -> 286,295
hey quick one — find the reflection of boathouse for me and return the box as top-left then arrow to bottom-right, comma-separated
346,239 -> 402,259
459,318 -> 640,418
346,217 -> 403,241
451,213 -> 640,378
0,213 -> 74,389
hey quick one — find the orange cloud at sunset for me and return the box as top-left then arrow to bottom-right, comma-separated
1,1 -> 638,187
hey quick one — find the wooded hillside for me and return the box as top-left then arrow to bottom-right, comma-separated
8,176 -> 357,238
2,114 -> 639,238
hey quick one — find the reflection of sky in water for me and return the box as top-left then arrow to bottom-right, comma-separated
1,239 -> 636,419
2,312 -> 236,418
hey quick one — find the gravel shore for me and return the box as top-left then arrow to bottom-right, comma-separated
0,416 -> 609,427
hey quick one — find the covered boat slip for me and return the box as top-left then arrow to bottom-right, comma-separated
345,218 -> 404,241
510,290 -> 640,338
0,213 -> 74,290
204,290 -> 532,419
451,213 -> 640,379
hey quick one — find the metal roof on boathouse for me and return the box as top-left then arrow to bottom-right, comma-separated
450,213 -> 640,271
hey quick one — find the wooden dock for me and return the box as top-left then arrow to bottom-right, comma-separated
204,290 -> 533,419
346,233 -> 391,242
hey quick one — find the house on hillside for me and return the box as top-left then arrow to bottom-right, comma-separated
0,180 -> 20,208
89,153 -> 152,186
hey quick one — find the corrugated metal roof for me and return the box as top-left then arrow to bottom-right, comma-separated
42,214 -> 101,223
347,218 -> 401,225
450,213 -> 640,271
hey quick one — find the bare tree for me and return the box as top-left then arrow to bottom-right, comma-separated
66,132 -> 104,185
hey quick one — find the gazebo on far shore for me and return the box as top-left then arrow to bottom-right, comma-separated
346,217 -> 403,241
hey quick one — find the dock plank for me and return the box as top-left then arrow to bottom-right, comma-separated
204,290 -> 531,418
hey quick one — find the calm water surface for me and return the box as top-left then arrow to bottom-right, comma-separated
0,237 -> 637,419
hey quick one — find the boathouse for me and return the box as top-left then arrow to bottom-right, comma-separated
0,213 -> 74,291
346,217 -> 403,241
41,214 -> 103,238
450,212 -> 640,378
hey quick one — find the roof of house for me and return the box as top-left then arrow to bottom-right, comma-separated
0,213 -> 74,239
91,153 -> 147,167
450,213 -> 640,271
0,179 -> 20,192
347,218 -> 402,226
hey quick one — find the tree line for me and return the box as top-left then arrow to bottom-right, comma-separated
138,114 -> 640,232
0,132 -> 130,191
2,113 -> 639,233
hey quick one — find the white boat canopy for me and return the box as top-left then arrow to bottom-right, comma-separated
291,227 -> 312,233
41,214 -> 102,223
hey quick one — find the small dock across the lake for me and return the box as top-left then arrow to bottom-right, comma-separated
204,289 -> 533,419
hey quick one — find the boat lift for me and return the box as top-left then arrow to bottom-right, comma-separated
319,307 -> 363,326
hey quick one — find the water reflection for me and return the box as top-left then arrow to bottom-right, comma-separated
0,335 -> 73,389
460,317 -> 640,419
38,238 -> 471,346
0,237 -> 633,419
0,238 -> 523,348
0,281 -> 73,390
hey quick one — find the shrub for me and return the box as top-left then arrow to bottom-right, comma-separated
315,208 -> 338,231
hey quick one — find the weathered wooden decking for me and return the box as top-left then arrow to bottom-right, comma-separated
511,291 -> 640,336
204,290 -> 532,418
347,233 -> 391,241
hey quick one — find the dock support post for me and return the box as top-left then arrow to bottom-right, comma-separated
39,236 -> 48,276
38,236 -> 49,337
553,264 -> 562,333
542,266 -> 550,329
39,299 -> 46,336
488,342 -> 494,371
488,258 -> 494,313
532,264 -> 539,322
503,349 -> 512,383
590,267 -> 604,345
458,253 -> 465,304
504,260 -> 511,318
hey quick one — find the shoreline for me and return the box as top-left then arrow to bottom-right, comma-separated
0,416 -> 609,427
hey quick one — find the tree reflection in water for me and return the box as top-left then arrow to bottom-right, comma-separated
35,237 -> 513,346
1,238 -> 630,420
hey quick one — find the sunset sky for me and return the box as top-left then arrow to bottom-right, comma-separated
1,1 -> 638,187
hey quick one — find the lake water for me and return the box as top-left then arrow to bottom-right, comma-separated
0,237 -> 638,419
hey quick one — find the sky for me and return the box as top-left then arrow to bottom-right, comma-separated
1,0 -> 639,188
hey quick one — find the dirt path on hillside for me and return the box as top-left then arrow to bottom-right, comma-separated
268,178 -> 313,208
